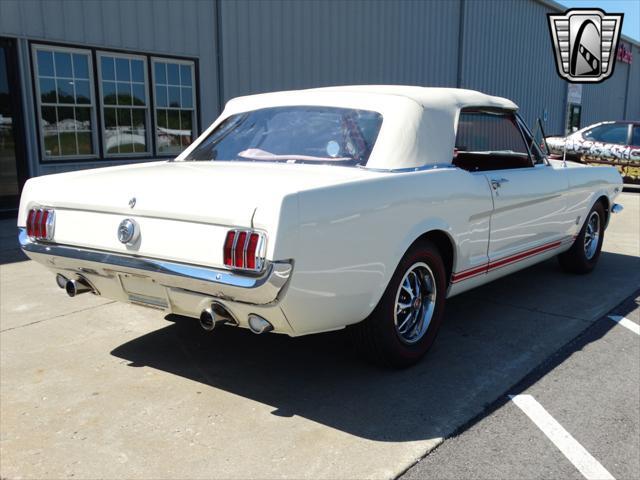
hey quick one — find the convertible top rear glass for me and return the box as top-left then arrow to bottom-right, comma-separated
185,106 -> 383,167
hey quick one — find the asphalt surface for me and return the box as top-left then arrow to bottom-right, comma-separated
1,192 -> 639,479
401,294 -> 640,480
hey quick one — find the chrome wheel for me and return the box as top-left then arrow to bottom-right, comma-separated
583,211 -> 601,260
393,262 -> 437,345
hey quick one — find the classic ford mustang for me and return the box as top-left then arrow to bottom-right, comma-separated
18,86 -> 623,366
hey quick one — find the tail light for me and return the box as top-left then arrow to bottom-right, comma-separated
223,229 -> 266,273
26,208 -> 55,241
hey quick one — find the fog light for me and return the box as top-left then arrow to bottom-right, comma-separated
248,314 -> 273,334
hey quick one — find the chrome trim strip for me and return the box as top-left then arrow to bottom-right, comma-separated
18,228 -> 292,305
360,163 -> 455,173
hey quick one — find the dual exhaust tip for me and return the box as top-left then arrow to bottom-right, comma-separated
56,274 -> 273,335
57,274 -> 95,297
199,302 -> 273,335
199,302 -> 237,331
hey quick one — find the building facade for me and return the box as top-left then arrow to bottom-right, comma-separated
1,0 -> 638,211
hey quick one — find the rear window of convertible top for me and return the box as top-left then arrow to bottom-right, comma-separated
185,106 -> 383,167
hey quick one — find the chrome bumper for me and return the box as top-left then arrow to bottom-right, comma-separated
18,228 -> 292,305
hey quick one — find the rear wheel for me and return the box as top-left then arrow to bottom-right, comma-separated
350,241 -> 447,368
558,201 -> 606,274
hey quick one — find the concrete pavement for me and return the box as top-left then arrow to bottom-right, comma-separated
1,192 -> 638,479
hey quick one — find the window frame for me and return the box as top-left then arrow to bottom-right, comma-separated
454,108 -> 535,172
151,56 -> 198,157
31,43 -> 100,162
515,114 -> 548,166
29,40 -> 200,164
96,50 -> 151,158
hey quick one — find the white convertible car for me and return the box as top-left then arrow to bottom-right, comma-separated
19,86 -> 623,367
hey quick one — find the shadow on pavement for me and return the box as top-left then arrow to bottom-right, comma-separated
111,252 -> 639,443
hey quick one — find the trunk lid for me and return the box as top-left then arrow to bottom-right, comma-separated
21,161 -> 372,226
19,161 -> 374,267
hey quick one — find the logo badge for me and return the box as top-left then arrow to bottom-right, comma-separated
117,218 -> 139,245
548,8 -> 623,83
128,197 -> 136,208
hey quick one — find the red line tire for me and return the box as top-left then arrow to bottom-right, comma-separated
349,240 -> 447,368
558,201 -> 606,274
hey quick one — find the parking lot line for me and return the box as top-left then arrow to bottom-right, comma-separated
607,315 -> 640,335
509,394 -> 615,480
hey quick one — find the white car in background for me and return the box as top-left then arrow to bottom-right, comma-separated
18,86 -> 623,367
546,120 -> 640,185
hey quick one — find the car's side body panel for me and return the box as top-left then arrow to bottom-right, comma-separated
278,167 -> 493,334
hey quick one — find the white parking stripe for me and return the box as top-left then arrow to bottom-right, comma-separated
510,394 -> 615,480
608,315 -> 640,335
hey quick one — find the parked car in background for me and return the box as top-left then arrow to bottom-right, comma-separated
18,86 -> 624,367
546,121 -> 640,185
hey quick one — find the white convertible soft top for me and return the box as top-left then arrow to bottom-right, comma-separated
178,86 -> 519,170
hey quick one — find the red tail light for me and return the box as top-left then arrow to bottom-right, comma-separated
223,229 -> 266,272
26,208 -> 55,241
246,233 -> 260,270
223,230 -> 236,267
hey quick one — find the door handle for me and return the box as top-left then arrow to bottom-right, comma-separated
491,178 -> 509,190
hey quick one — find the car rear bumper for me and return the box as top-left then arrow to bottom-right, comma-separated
18,228 -> 293,306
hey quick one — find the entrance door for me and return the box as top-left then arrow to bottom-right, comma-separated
565,103 -> 582,135
0,37 -> 27,212
454,109 -> 570,267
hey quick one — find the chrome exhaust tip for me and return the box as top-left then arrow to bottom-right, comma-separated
65,277 -> 94,297
248,314 -> 274,334
56,274 -> 67,289
199,301 -> 237,331
199,308 -> 217,331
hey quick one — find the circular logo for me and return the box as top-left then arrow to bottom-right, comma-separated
117,218 -> 139,245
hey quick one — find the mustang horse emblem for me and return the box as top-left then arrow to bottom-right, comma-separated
117,218 -> 139,245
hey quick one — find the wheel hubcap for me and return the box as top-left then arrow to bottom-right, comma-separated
583,211 -> 601,260
394,262 -> 437,345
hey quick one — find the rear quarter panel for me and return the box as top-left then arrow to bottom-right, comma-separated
557,160 -> 623,230
278,168 -> 494,335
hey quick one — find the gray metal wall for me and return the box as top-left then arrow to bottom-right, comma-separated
625,45 -> 640,120
581,55 -> 630,126
0,0 -> 220,176
460,0 -> 568,134
218,0 -> 461,101
1,0 -> 638,180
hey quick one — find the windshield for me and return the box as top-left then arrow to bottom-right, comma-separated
185,106 -> 383,167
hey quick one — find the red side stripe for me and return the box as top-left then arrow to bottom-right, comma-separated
488,240 -> 561,272
451,237 -> 571,284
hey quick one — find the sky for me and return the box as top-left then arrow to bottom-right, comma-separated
559,0 -> 640,41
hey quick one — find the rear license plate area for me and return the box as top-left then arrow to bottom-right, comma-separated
118,273 -> 168,309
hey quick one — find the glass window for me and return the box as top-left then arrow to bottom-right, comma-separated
186,106 -> 383,167
454,111 -> 533,171
583,123 -> 629,144
152,58 -> 197,155
33,45 -> 96,159
98,53 -> 149,156
631,126 -> 640,147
